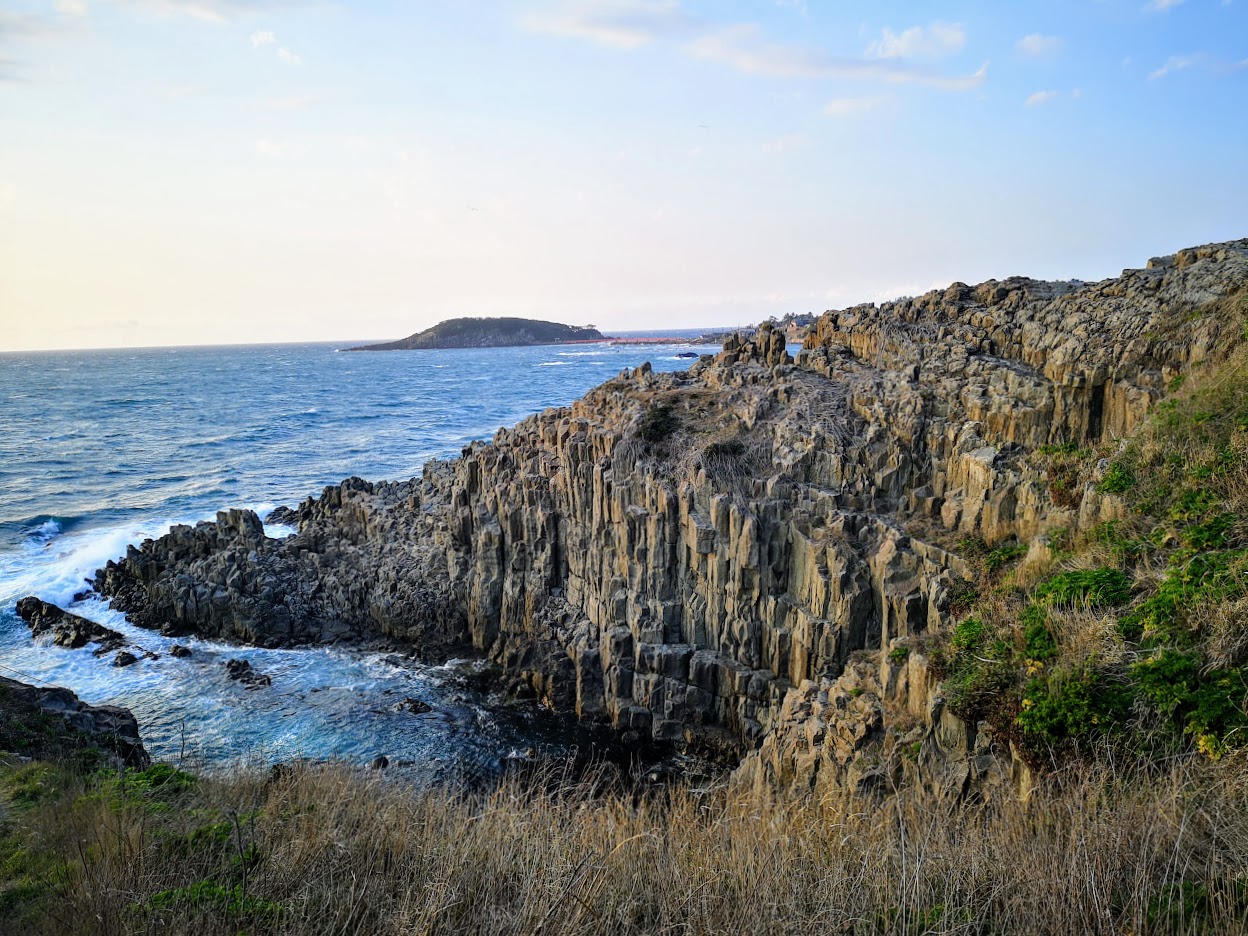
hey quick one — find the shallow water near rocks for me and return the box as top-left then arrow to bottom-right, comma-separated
0,336 -> 723,780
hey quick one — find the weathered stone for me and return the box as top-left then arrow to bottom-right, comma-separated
85,239 -> 1248,791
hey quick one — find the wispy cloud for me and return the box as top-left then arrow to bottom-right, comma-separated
1025,89 -> 1059,107
824,95 -> 886,117
256,138 -> 284,158
1146,0 -> 1185,11
774,0 -> 807,15
249,28 -> 300,63
865,22 -> 965,60
261,93 -> 317,110
761,132 -> 804,152
0,10 -> 68,39
1150,53 -> 1199,78
104,1 -> 280,24
1016,33 -> 1061,57
522,0 -> 692,49
690,24 -> 987,90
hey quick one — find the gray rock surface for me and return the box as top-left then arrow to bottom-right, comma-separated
0,675 -> 150,768
88,239 -> 1248,791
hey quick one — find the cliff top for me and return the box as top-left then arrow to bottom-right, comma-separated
346,317 -> 604,351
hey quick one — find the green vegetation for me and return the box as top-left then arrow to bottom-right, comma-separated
937,329 -> 1248,765
350,317 -> 605,351
636,402 -> 680,443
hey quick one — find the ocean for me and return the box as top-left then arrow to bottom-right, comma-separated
0,335 -> 721,779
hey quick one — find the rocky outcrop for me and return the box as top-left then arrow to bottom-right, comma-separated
16,596 -> 126,655
347,317 -> 604,351
89,240 -> 1248,790
0,675 -> 150,768
92,499 -> 464,651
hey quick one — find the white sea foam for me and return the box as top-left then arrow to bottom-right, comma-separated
537,361 -> 570,367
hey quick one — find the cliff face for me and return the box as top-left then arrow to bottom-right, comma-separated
92,240 -> 1248,790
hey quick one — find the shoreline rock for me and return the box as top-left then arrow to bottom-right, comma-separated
0,675 -> 150,769
16,596 -> 127,655
84,239 -> 1248,793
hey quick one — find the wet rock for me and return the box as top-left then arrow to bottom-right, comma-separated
15,597 -> 126,654
225,658 -> 272,688
113,651 -> 139,668
170,644 -> 192,658
370,755 -> 390,769
392,697 -> 432,715
265,505 -> 299,527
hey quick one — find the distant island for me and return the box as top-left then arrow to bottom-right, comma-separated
346,317 -> 605,351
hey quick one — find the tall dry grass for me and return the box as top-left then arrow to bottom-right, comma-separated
6,753 -> 1248,935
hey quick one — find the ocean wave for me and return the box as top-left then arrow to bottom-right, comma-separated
537,361 -> 570,367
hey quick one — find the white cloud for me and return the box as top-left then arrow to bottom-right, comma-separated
0,10 -> 64,38
262,93 -> 317,110
103,1 -> 276,23
256,139 -> 283,158
865,22 -> 965,60
55,0 -> 89,16
1149,54 -> 1198,78
1146,0 -> 1185,11
690,25 -> 987,90
823,95 -> 885,117
774,0 -> 807,14
277,46 -> 300,64
1016,33 -> 1061,57
761,132 -> 804,152
1025,89 -> 1059,107
522,0 -> 690,49
249,29 -> 275,47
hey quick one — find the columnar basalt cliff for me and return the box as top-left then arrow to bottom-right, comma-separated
87,240 -> 1248,790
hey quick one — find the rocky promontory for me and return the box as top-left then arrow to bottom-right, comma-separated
347,317 -> 604,351
0,675 -> 149,768
88,239 -> 1248,793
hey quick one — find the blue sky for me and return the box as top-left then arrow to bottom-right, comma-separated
1,0 -> 1245,350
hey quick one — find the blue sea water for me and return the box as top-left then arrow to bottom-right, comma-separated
0,336 -> 720,776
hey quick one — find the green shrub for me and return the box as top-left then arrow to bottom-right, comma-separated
1017,664 -> 1134,750
1119,548 -> 1248,644
1131,649 -> 1248,758
1021,606 -> 1057,663
1034,568 -> 1132,608
1096,462 -> 1135,495
984,544 -> 1027,576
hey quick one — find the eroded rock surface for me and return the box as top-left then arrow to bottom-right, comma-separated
0,675 -> 150,768
88,240 -> 1248,790
16,596 -> 126,655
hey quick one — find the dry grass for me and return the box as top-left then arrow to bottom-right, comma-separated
4,755 -> 1248,935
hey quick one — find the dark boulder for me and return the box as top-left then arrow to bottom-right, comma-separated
16,596 -> 126,654
0,675 -> 149,768
225,658 -> 272,688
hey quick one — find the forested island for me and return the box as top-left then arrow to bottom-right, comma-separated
347,317 -> 604,351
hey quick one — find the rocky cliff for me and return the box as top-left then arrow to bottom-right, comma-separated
89,240 -> 1248,791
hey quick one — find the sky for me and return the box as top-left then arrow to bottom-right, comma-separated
0,1 -> 1245,351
